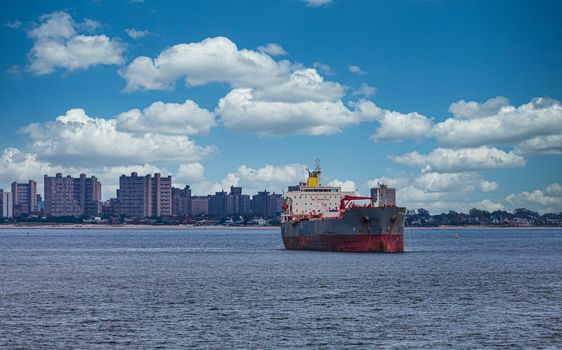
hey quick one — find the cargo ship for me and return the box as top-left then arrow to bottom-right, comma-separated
281,161 -> 405,252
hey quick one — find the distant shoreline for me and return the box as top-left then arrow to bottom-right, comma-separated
0,224 -> 560,230
0,224 -> 278,230
407,225 -> 562,230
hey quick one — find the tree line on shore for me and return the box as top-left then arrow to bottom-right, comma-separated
406,208 -> 562,227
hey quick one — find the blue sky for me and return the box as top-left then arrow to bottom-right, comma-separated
1,0 -> 561,213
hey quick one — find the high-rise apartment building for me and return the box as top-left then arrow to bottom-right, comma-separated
43,173 -> 102,217
251,190 -> 270,216
251,190 -> 282,218
172,185 -> 191,216
0,189 -> 13,218
11,180 -> 38,216
230,186 -> 250,216
267,193 -> 283,218
209,191 -> 233,218
115,172 -> 172,218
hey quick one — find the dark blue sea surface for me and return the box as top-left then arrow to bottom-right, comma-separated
0,228 -> 560,349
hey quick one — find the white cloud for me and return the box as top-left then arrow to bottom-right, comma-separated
472,199 -> 504,212
304,0 -> 333,7
175,163 -> 205,183
505,184 -> 562,213
513,134 -> 562,156
27,11 -> 125,75
367,175 -> 412,190
414,172 -> 482,192
0,148 -> 59,185
348,65 -> 366,75
257,43 -> 288,56
125,28 -> 149,40
371,110 -> 432,142
198,163 -> 308,196
5,20 -> 22,29
250,68 -> 345,103
116,99 -> 216,136
21,108 -> 216,166
479,180 -> 498,193
390,146 -> 526,172
352,83 -> 377,97
448,96 -> 510,120
217,89 -> 378,136
119,36 -> 292,92
328,180 -> 357,192
546,183 -> 562,196
433,97 -> 562,147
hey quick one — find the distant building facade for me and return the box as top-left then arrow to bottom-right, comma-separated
230,186 -> 250,216
267,193 -> 283,218
251,190 -> 282,218
115,172 -> 172,218
190,196 -> 209,216
370,184 -> 396,207
0,189 -> 13,218
172,185 -> 191,216
209,191 -> 233,218
11,180 -> 38,216
43,173 -> 102,217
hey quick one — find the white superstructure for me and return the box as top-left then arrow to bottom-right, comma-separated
282,186 -> 356,222
281,161 -> 397,224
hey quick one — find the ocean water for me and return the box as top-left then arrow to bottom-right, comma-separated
0,228 -> 560,349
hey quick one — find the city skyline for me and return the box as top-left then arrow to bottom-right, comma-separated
1,0 -> 561,214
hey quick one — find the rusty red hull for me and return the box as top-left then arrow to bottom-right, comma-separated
283,233 -> 404,253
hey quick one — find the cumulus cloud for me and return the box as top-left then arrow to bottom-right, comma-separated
327,180 -> 357,192
352,83 -> 376,97
199,163 -> 308,196
251,68 -> 345,103
20,108 -> 216,166
448,96 -> 510,120
125,28 -> 149,40
371,110 -> 432,142
433,97 -> 562,147
27,11 -> 125,75
413,172 -> 482,192
116,99 -> 216,135
119,36 -> 292,91
348,65 -> 366,75
175,163 -> 205,183
119,36 -> 385,137
513,134 -> 562,156
473,199 -> 504,212
217,89 -> 378,136
505,183 -> 562,213
0,148 -> 59,184
478,180 -> 498,193
257,43 -> 288,56
304,0 -> 333,7
367,175 -> 412,190
546,183 -> 562,196
390,146 -> 526,172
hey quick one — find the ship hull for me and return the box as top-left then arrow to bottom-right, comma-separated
281,206 -> 405,253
